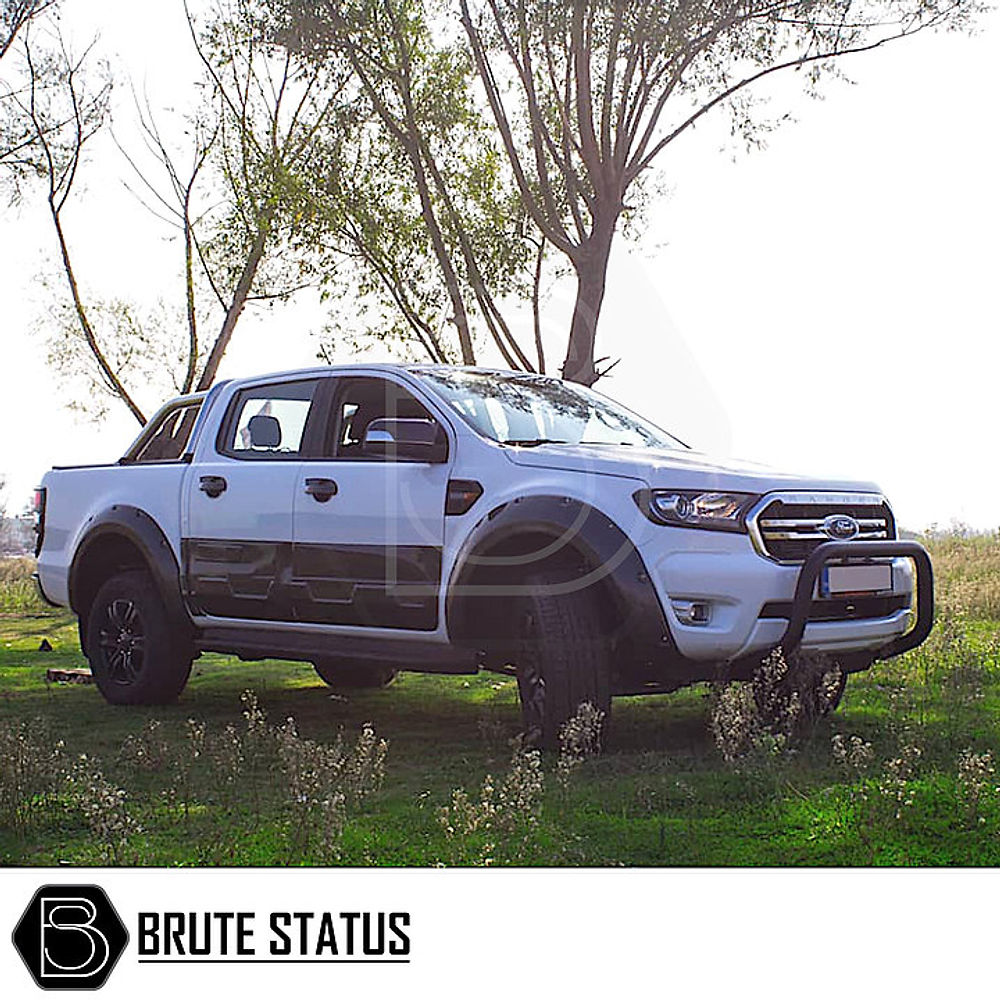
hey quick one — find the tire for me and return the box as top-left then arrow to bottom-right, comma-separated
312,658 -> 398,689
84,569 -> 192,705
513,570 -> 611,750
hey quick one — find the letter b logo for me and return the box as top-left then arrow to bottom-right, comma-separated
13,885 -> 128,990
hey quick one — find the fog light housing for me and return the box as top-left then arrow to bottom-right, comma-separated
671,599 -> 711,625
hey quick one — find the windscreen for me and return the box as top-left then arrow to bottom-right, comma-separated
412,369 -> 684,450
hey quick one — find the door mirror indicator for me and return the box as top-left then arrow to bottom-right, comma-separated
362,418 -> 448,463
446,479 -> 483,516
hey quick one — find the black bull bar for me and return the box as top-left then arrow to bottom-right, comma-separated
779,540 -> 934,661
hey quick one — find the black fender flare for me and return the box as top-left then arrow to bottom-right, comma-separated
69,505 -> 193,640
445,494 -> 673,658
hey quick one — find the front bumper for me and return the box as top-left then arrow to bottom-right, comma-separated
777,540 -> 933,660
650,535 -> 932,663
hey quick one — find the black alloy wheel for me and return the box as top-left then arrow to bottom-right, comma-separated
85,570 -> 192,705
97,598 -> 146,687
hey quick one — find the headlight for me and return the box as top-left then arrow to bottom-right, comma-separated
633,489 -> 759,532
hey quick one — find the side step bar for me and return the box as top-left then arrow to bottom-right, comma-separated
196,626 -> 480,674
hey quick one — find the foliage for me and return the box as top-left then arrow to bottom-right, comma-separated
709,649 -> 841,764
460,0 -> 987,382
0,556 -> 45,612
957,748 -> 997,827
2,0 -> 346,424
186,0 -> 351,391
65,753 -> 140,864
556,701 -> 604,792
281,0 -> 551,371
0,716 -> 63,836
0,0 -> 59,190
42,294 -> 199,423
924,527 -> 1000,620
437,736 -> 545,863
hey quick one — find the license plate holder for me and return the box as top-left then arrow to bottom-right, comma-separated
820,563 -> 893,598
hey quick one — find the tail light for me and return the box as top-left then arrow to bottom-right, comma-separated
32,487 -> 46,556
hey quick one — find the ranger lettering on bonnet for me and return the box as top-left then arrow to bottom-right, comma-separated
33,365 -> 932,747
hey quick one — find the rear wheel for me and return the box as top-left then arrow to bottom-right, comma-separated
513,571 -> 611,750
84,569 -> 192,705
312,657 -> 398,689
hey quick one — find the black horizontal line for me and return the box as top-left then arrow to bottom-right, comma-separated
138,959 -> 410,964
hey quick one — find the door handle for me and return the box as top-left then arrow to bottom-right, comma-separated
304,477 -> 338,502
199,475 -> 227,498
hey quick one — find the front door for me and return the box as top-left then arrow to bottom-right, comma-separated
290,375 -> 451,630
183,377 -> 323,620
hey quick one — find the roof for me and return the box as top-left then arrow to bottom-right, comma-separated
222,363 -> 551,383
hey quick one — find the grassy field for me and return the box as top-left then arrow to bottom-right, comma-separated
2,533 -> 1000,867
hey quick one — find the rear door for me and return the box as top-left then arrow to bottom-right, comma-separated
183,377 -> 324,620
290,374 -> 451,630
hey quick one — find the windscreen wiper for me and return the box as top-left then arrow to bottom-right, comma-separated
500,438 -> 568,447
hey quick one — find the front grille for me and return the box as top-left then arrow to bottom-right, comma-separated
751,495 -> 895,563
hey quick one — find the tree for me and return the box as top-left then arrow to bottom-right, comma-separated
5,0 -> 347,424
8,26 -> 142,416
0,0 -> 53,61
1,2 -> 59,195
184,0 -> 349,391
459,0 -> 985,384
114,96 -> 220,399
280,0 -> 553,372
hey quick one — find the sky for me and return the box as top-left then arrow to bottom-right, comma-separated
1,1 -> 998,532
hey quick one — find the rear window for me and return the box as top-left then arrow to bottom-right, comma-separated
128,400 -> 203,463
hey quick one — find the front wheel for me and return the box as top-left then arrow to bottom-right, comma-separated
84,569 -> 192,705
513,571 -> 611,750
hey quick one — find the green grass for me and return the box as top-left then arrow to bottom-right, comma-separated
2,538 -> 1000,867
0,557 -> 46,614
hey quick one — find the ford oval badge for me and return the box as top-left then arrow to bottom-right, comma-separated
823,514 -> 860,540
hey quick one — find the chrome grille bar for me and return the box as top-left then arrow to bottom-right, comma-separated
747,491 -> 895,564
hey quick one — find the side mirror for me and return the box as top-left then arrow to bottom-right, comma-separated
362,418 -> 448,463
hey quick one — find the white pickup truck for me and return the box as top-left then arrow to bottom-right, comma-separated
34,365 -> 933,745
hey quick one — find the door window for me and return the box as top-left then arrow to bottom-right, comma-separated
220,379 -> 321,459
327,377 -> 438,459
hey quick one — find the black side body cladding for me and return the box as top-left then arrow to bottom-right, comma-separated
183,538 -> 441,629
69,505 -> 194,643
446,495 -> 678,685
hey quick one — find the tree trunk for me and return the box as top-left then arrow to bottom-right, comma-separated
51,205 -> 147,425
561,226 -> 614,386
181,213 -> 198,395
195,210 -> 272,392
399,135 -> 476,366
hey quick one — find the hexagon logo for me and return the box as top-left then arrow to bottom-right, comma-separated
12,885 -> 129,990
